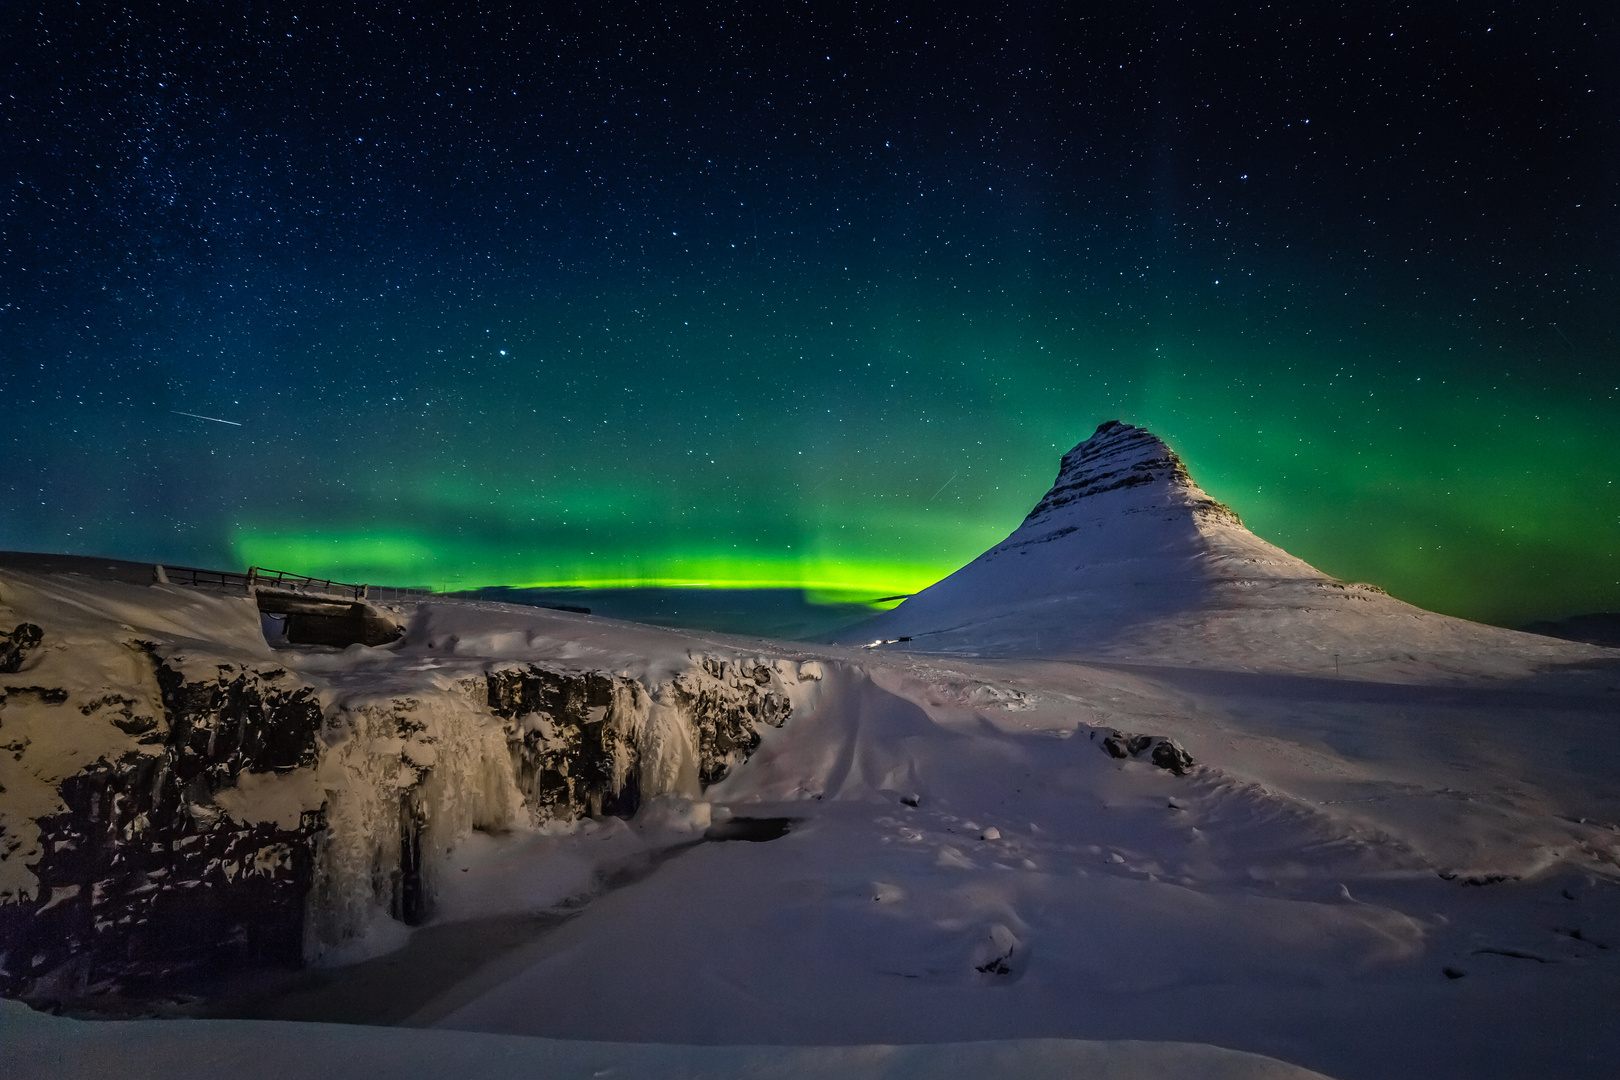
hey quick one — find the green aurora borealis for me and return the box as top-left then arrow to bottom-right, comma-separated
3,3 -> 1616,627
228,272 -> 1617,626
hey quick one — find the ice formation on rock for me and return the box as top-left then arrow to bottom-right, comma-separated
0,569 -> 817,996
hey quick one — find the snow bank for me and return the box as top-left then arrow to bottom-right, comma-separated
0,998 -> 1338,1080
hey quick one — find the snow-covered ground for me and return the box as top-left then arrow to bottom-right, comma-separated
4,997 -> 1337,1080
3,423 -> 1618,1079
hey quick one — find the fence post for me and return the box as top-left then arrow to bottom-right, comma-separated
246,567 -> 258,595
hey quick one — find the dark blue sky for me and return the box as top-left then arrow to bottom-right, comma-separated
3,2 -> 1616,624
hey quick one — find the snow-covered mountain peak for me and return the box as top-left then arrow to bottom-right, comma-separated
1021,419 -> 1239,533
840,422 -> 1587,671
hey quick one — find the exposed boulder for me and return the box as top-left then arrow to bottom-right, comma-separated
0,623 -> 42,674
1100,730 -> 1195,776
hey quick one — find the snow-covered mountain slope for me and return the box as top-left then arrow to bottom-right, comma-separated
841,421 -> 1599,676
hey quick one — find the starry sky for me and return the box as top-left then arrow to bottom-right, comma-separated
2,2 -> 1616,627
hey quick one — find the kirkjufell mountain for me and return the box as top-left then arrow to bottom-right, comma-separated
843,421 -> 1580,675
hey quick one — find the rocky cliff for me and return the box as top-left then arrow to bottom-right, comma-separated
0,570 -> 818,1002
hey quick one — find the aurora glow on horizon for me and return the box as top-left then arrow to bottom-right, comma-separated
3,3 -> 1616,627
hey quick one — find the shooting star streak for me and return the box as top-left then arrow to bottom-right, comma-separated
926,471 -> 958,504
171,410 -> 242,426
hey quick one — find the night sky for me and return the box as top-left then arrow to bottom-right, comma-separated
3,2 -> 1616,626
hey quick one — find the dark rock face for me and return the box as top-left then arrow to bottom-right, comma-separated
487,667 -> 643,819
485,657 -> 794,813
976,953 -> 1013,975
79,694 -> 158,737
9,762 -> 323,1000
0,623 -> 42,674
1025,422 -> 1182,520
0,654 -> 327,999
146,651 -> 325,781
1,685 -> 67,706
1101,731 -> 1195,776
671,656 -> 792,788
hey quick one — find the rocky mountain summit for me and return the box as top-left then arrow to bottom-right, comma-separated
1019,419 -> 1243,530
